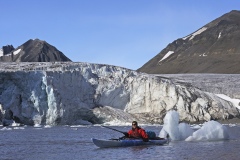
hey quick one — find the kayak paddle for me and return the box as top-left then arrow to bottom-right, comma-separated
101,125 -> 126,134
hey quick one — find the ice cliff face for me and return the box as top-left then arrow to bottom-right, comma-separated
0,62 -> 239,125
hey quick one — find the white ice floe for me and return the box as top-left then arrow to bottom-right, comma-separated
34,124 -> 42,128
70,125 -> 82,128
185,121 -> 229,141
216,94 -> 240,110
44,125 -> 52,128
178,123 -> 194,140
159,110 -> 193,140
229,124 -> 236,127
11,121 -> 21,127
0,127 -> 12,131
159,51 -> 174,62
159,110 -> 229,141
14,127 -> 25,130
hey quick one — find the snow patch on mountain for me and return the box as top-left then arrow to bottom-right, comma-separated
159,51 -> 174,62
13,49 -> 21,55
199,53 -> 207,57
189,27 -> 207,40
0,49 -> 3,57
183,27 -> 207,40
218,32 -> 222,39
182,35 -> 191,40
0,48 -> 21,58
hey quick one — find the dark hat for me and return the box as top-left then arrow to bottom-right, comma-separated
132,121 -> 138,125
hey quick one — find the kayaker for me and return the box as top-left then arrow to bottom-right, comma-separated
124,121 -> 149,142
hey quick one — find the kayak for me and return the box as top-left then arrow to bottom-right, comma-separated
92,138 -> 168,148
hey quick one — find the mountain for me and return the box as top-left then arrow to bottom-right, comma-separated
0,45 -> 15,57
138,10 -> 240,74
0,39 -> 71,62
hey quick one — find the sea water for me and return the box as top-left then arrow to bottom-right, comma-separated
0,125 -> 240,160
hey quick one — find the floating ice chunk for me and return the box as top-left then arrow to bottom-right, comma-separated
11,121 -> 21,127
34,124 -> 42,128
44,125 -> 52,128
178,123 -> 194,140
159,128 -> 168,138
159,110 -> 180,140
159,111 -> 197,141
185,121 -> 229,141
229,124 -> 236,127
0,127 -> 12,131
33,115 -> 42,126
14,127 -> 25,130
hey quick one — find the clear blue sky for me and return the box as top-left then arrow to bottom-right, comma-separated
0,0 -> 240,70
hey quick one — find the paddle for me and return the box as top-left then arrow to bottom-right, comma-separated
101,125 -> 126,134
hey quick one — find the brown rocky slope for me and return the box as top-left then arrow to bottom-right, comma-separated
138,10 -> 240,74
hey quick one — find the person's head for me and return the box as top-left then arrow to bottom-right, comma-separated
132,121 -> 138,129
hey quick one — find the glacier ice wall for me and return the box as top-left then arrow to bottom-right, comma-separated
0,62 -> 239,125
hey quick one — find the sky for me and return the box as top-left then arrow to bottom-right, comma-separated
0,0 -> 240,70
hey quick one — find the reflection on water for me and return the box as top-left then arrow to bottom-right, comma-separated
0,125 -> 239,160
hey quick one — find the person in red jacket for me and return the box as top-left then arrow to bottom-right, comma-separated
124,121 -> 149,142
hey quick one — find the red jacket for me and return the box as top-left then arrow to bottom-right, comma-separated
127,127 -> 148,139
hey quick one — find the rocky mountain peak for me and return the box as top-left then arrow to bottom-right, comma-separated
0,39 -> 71,62
203,10 -> 240,29
2,45 -> 15,55
138,10 -> 240,74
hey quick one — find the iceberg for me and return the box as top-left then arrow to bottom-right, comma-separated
159,110 -> 193,141
185,121 -> 229,141
160,110 -> 229,141
178,123 -> 194,140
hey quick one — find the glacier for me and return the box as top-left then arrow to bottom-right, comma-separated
0,62 -> 239,126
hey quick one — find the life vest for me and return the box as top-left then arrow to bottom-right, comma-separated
128,127 -> 148,139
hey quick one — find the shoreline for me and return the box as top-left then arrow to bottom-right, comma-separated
217,118 -> 240,124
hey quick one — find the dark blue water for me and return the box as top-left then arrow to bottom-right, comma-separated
1,125 -> 240,160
